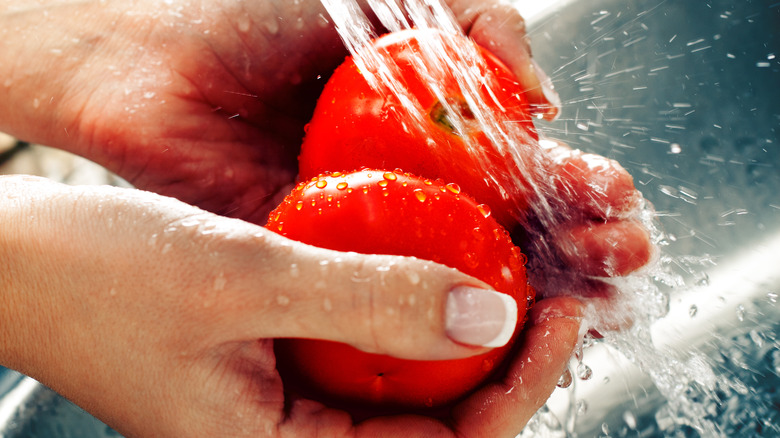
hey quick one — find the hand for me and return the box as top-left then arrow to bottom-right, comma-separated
0,0 -> 651,435
0,176 -> 582,437
0,0 -> 559,225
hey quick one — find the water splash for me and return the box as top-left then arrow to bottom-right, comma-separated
316,1 -> 780,437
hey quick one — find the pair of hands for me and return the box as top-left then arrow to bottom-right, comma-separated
0,0 -> 651,436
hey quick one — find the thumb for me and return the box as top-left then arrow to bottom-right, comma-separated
228,231 -> 520,361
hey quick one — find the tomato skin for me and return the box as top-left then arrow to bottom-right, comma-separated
266,170 -> 531,410
298,29 -> 538,229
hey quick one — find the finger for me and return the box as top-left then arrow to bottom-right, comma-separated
555,220 -> 655,277
225,231 -> 521,362
543,139 -> 642,220
447,0 -> 561,120
451,297 -> 583,437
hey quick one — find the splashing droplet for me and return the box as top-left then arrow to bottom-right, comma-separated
577,362 -> 593,380
557,368 -> 573,388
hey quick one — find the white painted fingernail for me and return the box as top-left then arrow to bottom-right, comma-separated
530,59 -> 561,121
445,287 -> 518,348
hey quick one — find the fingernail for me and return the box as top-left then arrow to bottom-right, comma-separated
530,59 -> 561,121
445,287 -> 518,348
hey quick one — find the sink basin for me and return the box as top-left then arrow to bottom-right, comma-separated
1,0 -> 777,436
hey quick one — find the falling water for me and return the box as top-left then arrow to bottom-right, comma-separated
320,0 -> 779,437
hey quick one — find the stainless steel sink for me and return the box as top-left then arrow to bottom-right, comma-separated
1,0 -> 778,436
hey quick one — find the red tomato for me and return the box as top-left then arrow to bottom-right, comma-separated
266,169 -> 532,410
298,29 -> 539,229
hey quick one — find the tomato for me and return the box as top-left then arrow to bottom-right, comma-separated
266,169 -> 532,410
298,29 -> 539,229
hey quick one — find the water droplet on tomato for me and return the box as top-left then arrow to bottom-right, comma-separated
445,182 -> 461,194
501,266 -> 513,281
477,204 -> 492,218
423,179 -> 433,186
472,227 -> 485,241
378,180 -> 388,187
295,201 -> 304,211
337,182 -> 348,190
316,180 -> 328,189
331,171 -> 343,177
362,187 -> 369,194
414,189 -> 427,202
464,252 -> 479,269
383,172 -> 397,181
276,223 -> 284,232
327,195 -> 333,202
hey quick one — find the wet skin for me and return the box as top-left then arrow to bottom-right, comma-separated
0,0 -> 652,437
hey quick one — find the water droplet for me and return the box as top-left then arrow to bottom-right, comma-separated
576,362 -> 593,380
336,182 -> 348,190
464,252 -> 479,269
403,268 -> 421,286
315,180 -> 328,189
576,399 -> 588,415
688,304 -> 698,317
670,143 -> 682,154
383,171 -> 397,181
362,187 -> 369,194
414,189 -> 427,202
557,368 -> 573,388
736,304 -> 746,322
147,233 -> 158,246
378,180 -> 389,187
289,263 -> 299,278
143,91 -> 156,99
768,292 -> 778,303
213,272 -> 227,291
295,200 -> 304,211
445,182 -> 461,194
264,17 -> 279,35
477,204 -> 492,218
